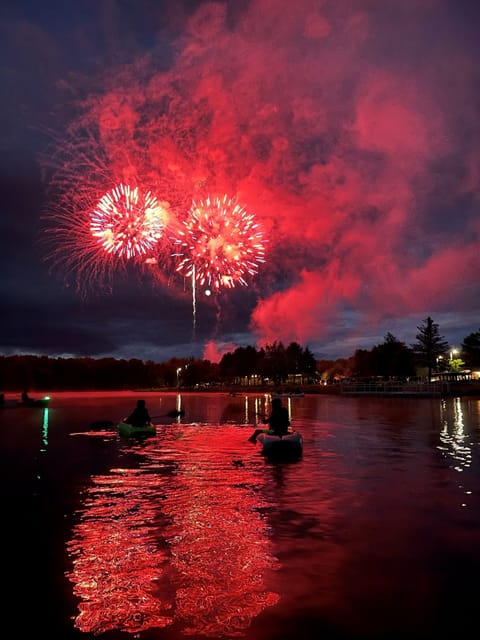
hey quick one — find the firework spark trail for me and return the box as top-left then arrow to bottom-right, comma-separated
173,194 -> 266,292
191,264 -> 196,342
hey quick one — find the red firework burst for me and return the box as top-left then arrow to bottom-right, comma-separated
90,183 -> 167,259
174,195 -> 266,290
43,176 -> 172,294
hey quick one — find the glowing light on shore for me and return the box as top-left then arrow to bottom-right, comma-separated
173,195 -> 266,291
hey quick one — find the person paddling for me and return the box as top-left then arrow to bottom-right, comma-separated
248,397 -> 291,442
125,399 -> 151,427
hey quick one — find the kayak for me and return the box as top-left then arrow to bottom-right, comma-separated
117,422 -> 156,438
256,430 -> 303,459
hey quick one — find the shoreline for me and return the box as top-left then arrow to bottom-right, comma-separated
2,381 -> 480,400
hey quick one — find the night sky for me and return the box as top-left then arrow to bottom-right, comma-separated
1,0 -> 479,364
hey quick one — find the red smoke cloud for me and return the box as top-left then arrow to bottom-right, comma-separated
203,340 -> 237,363
43,0 -> 480,355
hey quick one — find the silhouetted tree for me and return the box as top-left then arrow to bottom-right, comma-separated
219,346 -> 260,383
285,342 -> 317,380
352,349 -> 374,378
411,317 -> 449,382
219,352 -> 236,383
370,333 -> 415,379
257,342 -> 288,385
300,345 -> 318,378
233,346 -> 260,379
461,328 -> 480,369
286,342 -> 303,376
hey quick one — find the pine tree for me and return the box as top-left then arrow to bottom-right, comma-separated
411,317 -> 449,382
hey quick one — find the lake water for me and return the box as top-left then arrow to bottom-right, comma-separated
2,391 -> 480,639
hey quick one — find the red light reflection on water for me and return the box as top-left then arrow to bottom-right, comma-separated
66,425 -> 280,636
164,448 -> 280,635
66,469 -> 174,634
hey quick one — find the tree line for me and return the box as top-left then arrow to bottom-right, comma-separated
0,317 -> 479,391
0,342 -> 317,391
319,318 -> 480,382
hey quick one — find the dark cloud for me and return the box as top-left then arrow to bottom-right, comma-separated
1,0 -> 479,363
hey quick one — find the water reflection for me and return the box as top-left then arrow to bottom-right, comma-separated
438,398 -> 472,472
218,394 -> 271,426
66,425 -> 280,636
176,393 -> 183,423
6,393 -> 480,640
66,467 -> 173,634
41,407 -> 49,453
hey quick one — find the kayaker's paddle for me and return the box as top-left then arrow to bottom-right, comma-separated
90,410 -> 185,429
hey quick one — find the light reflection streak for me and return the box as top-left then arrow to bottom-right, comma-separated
246,395 -> 272,425
66,425 -> 279,636
286,397 -> 292,419
176,393 -> 183,423
249,395 -> 291,424
253,397 -> 261,424
438,398 -> 472,472
40,407 -> 49,453
254,397 -> 260,421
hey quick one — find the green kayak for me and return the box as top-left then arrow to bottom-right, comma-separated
117,422 -> 156,437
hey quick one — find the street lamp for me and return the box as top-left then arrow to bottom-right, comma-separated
176,367 -> 182,387
450,348 -> 458,361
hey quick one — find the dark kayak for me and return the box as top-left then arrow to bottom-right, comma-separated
117,422 -> 156,437
256,430 -> 303,459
